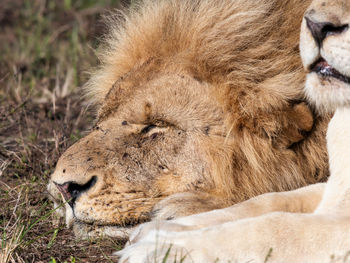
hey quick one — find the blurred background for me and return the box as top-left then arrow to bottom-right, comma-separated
0,1 -> 132,262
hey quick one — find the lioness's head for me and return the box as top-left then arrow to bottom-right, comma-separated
48,0 -> 329,238
301,0 -> 350,111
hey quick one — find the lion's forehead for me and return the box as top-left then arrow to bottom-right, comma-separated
97,72 -> 226,133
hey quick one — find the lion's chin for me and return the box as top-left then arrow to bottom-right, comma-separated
72,220 -> 134,239
68,209 -> 145,239
51,197 -> 140,239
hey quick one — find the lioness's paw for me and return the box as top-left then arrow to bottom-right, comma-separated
117,241 -> 192,263
118,230 -> 204,263
128,221 -> 193,245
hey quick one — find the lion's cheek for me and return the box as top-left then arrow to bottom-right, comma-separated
73,192 -> 162,225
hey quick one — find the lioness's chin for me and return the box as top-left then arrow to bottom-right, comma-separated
305,72 -> 350,113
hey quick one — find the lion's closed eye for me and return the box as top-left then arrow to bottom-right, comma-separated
141,125 -> 157,134
140,120 -> 173,134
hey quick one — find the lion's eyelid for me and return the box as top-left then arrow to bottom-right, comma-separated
140,124 -> 157,134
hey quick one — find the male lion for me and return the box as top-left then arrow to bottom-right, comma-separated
119,0 -> 350,262
48,0 -> 329,238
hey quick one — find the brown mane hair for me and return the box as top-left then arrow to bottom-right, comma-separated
87,0 -> 311,102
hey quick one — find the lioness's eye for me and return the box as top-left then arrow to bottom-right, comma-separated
141,125 -> 156,134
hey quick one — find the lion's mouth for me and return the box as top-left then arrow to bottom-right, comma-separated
310,58 -> 350,84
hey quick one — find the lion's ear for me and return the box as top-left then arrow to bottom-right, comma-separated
273,102 -> 314,149
291,102 -> 314,132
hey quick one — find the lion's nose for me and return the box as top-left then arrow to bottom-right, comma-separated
54,176 -> 97,207
305,16 -> 348,47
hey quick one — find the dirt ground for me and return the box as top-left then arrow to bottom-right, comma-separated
0,1 -> 132,262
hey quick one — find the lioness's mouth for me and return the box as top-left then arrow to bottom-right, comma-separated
310,58 -> 350,84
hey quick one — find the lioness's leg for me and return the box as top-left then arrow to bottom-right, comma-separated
120,212 -> 350,263
315,108 -> 350,216
175,183 -> 325,226
129,183 -> 324,243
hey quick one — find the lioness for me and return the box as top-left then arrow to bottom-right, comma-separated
119,0 -> 350,262
48,0 -> 329,239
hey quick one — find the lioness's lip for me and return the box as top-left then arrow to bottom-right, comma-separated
309,57 -> 350,84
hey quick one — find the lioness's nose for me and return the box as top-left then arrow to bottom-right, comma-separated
305,16 -> 348,47
55,176 -> 97,207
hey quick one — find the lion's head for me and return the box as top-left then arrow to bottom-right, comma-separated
300,0 -> 350,111
48,0 -> 330,238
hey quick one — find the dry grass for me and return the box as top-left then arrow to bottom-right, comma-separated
0,0 -> 130,261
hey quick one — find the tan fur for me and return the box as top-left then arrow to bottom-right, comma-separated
48,0 -> 330,238
120,0 -> 350,262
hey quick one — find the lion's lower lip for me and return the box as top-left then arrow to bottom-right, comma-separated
310,58 -> 350,84
74,215 -> 147,228
74,219 -> 138,228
